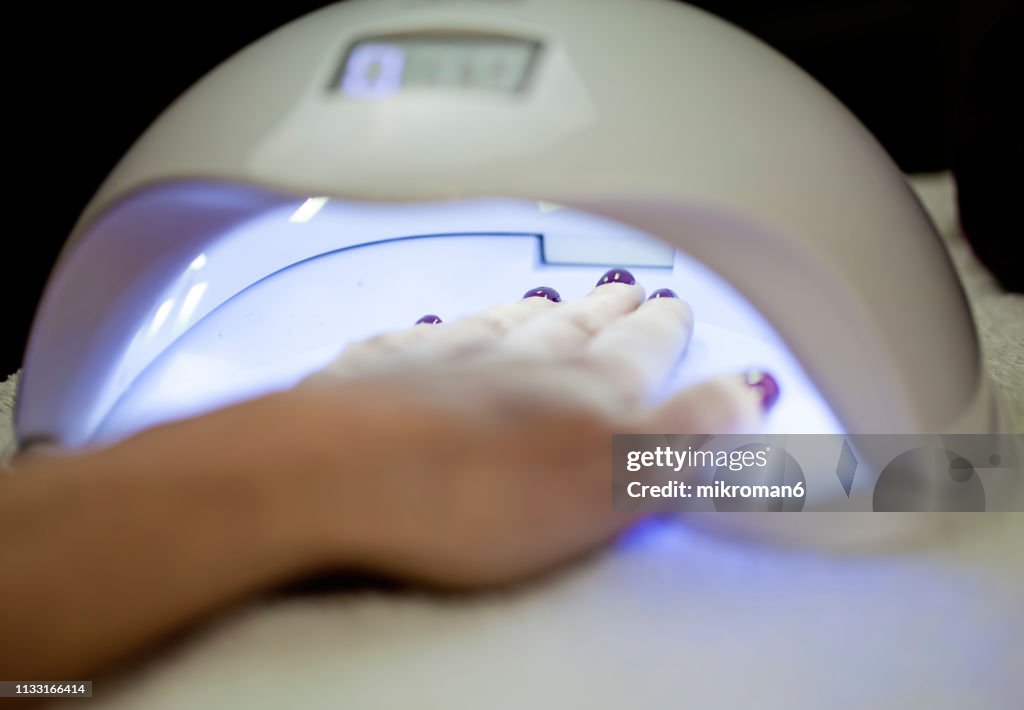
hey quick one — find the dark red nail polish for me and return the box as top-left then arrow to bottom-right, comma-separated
648,288 -> 678,300
745,370 -> 780,411
596,268 -> 636,287
523,286 -> 561,302
415,314 -> 442,325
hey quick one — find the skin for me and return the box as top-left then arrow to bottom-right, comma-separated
0,279 -> 765,679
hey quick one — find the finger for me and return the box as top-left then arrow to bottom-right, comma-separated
441,291 -> 561,342
398,289 -> 562,362
583,292 -> 695,402
318,290 -> 562,379
316,321 -> 449,378
642,372 -> 777,433
502,281 -> 645,360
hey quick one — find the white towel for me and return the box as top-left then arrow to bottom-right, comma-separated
2,173 -> 1022,710
0,374 -> 14,465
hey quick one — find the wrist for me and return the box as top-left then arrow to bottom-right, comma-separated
252,385 -> 393,572
0,396 -> 352,677
81,393 -> 343,584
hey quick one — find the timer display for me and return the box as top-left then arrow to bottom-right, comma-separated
337,35 -> 540,98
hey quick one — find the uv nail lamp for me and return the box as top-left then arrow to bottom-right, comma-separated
15,0 -> 1016,486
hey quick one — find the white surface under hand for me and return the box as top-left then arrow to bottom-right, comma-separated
57,516 -> 1024,710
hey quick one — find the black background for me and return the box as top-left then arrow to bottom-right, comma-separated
1,0 -> 1010,377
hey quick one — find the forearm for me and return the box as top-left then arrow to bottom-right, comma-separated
0,393 -> 334,679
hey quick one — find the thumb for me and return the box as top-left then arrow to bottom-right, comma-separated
641,371 -> 779,434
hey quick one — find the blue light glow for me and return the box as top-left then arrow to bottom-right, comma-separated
28,182 -> 842,445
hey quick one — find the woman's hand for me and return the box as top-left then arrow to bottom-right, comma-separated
279,270 -> 776,586
0,269 -> 777,678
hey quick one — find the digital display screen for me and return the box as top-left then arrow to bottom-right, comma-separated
336,36 -> 540,98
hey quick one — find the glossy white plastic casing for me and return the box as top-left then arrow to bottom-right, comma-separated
16,0 -> 1008,459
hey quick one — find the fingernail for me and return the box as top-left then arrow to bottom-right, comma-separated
744,370 -> 780,411
596,268 -> 636,287
415,314 -> 442,325
647,288 -> 678,301
523,286 -> 562,302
